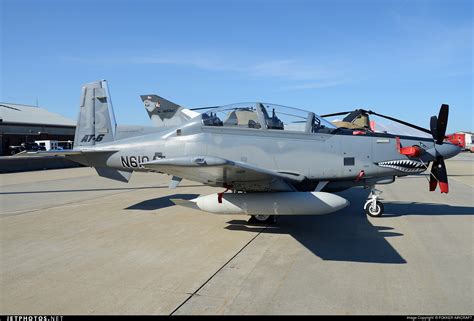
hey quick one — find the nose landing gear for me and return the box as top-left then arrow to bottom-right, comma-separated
364,187 -> 385,217
248,215 -> 276,224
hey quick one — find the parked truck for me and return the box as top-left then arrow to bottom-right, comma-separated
34,140 -> 62,151
445,132 -> 473,151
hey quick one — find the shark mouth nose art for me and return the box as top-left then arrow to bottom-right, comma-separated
376,160 -> 427,173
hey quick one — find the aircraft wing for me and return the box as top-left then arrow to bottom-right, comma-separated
142,156 -> 305,192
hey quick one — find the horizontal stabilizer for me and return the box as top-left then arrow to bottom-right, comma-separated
23,150 -> 83,157
95,167 -> 132,183
20,149 -> 117,157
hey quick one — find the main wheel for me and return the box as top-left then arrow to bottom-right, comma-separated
248,215 -> 275,224
364,200 -> 384,217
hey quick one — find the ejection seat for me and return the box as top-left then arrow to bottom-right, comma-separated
202,112 -> 223,126
260,105 -> 284,130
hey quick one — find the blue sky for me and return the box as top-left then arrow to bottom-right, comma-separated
1,0 -> 472,132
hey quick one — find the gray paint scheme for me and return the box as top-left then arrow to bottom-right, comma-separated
39,80 -> 461,198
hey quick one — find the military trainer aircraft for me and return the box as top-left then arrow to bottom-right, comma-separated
30,80 -> 461,223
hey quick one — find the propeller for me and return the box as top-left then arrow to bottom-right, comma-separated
322,105 -> 453,193
428,104 -> 450,193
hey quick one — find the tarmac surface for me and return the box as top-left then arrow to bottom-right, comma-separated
1,153 -> 473,315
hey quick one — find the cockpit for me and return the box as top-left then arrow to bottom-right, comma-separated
201,102 -> 336,134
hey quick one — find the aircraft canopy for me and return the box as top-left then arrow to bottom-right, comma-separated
201,102 -> 336,133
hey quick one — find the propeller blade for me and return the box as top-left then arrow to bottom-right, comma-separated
429,158 -> 449,193
437,158 -> 449,193
429,160 -> 439,191
430,115 -> 438,141
436,104 -> 449,144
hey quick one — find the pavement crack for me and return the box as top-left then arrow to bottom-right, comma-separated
169,225 -> 267,315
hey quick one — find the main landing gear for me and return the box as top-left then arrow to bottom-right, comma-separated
248,215 -> 276,224
364,187 -> 385,217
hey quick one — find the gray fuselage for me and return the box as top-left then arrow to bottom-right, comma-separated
76,117 -> 438,192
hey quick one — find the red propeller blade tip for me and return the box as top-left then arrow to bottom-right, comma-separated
439,182 -> 449,193
429,181 -> 437,191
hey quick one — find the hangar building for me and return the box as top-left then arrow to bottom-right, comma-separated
0,103 -> 75,155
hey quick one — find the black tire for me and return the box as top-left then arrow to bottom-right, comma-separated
364,200 -> 384,217
248,215 -> 275,224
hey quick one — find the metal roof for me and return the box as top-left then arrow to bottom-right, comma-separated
0,102 -> 75,127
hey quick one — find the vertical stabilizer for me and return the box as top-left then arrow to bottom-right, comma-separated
74,80 -> 117,147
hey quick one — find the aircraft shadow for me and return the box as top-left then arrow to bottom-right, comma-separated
126,194 -> 199,211
382,202 -> 474,217
226,188 -> 407,264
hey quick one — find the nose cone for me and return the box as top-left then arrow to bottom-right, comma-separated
437,142 -> 462,159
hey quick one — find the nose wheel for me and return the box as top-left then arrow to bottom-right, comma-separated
364,200 -> 384,217
364,187 -> 385,217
